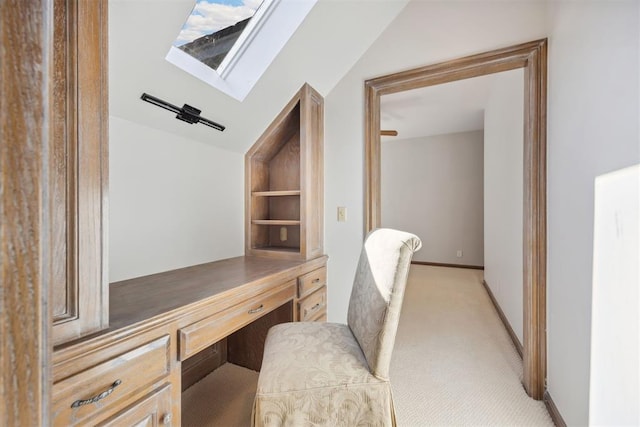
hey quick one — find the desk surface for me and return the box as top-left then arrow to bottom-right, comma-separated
109,255 -> 326,331
56,254 -> 327,360
53,254 -> 328,426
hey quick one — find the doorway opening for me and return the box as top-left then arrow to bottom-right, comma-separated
363,39 -> 547,399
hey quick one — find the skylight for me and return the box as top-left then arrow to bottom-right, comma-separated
173,0 -> 266,74
166,0 -> 318,101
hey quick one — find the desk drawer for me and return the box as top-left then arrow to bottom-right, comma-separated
52,335 -> 171,426
179,281 -> 295,360
298,286 -> 327,322
297,266 -> 326,298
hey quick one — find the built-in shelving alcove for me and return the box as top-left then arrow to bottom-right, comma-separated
245,83 -> 324,260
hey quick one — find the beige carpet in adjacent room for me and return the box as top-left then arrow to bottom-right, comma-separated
181,265 -> 553,426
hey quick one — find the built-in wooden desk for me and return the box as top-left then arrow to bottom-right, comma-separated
52,255 -> 328,426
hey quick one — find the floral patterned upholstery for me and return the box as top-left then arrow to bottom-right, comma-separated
252,229 -> 422,427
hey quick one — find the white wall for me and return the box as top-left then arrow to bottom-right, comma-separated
107,0 -> 410,282
589,165 -> 639,426
546,1 -> 640,424
381,131 -> 484,266
109,116 -> 244,282
325,0 -> 638,424
483,69 -> 524,344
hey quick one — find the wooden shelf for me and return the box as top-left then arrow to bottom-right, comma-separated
252,190 -> 301,197
252,220 -> 301,226
252,246 -> 301,254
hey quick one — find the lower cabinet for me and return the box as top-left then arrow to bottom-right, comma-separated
296,266 -> 327,321
52,333 -> 175,427
97,384 -> 173,427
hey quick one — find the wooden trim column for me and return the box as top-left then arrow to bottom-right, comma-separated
1,0 -> 53,424
522,39 -> 547,400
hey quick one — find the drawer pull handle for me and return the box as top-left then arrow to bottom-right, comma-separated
70,379 -> 122,408
304,303 -> 323,319
161,413 -> 173,425
248,304 -> 264,314
312,278 -> 321,283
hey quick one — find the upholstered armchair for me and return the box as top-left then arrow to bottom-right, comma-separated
252,228 -> 422,427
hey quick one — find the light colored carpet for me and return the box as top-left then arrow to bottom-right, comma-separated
391,265 -> 552,426
181,265 -> 553,426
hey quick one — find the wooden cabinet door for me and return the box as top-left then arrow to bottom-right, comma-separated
51,0 -> 108,346
97,385 -> 173,427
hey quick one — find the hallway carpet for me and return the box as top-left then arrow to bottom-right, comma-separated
182,265 -> 553,426
391,265 -> 552,426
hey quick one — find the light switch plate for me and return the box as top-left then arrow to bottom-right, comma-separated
337,207 -> 347,222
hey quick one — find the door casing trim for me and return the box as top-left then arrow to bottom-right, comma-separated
363,39 -> 547,399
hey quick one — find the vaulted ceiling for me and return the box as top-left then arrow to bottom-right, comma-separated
109,0 -> 410,153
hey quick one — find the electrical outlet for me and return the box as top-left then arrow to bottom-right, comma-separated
456,250 -> 463,258
337,206 -> 347,222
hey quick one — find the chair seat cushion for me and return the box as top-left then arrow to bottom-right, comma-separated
253,322 -> 394,427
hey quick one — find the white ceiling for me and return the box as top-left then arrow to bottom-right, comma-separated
380,69 -> 522,140
109,0 -> 410,153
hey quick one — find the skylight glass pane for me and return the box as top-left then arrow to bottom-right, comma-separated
174,0 -> 265,71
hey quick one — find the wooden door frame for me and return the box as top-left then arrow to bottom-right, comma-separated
364,39 -> 547,399
1,0 -> 53,424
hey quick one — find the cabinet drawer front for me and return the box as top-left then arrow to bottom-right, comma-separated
313,312 -> 327,322
97,384 -> 172,427
52,335 -> 171,426
298,286 -> 327,322
297,266 -> 326,298
179,282 -> 295,360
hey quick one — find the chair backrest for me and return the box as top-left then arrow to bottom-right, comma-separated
347,228 -> 422,380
